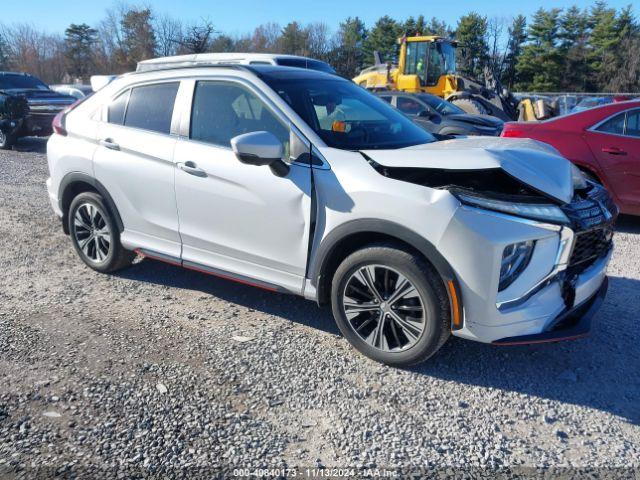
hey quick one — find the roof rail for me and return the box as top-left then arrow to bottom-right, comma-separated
131,63 -> 252,75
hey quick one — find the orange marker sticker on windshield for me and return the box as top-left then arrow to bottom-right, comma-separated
332,121 -> 346,132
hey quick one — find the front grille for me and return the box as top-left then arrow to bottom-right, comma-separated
562,183 -> 616,273
570,226 -> 613,268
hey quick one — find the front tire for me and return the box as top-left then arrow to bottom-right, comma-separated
331,244 -> 451,366
68,192 -> 135,273
0,130 -> 16,150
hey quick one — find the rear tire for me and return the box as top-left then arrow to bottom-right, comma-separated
68,192 -> 135,273
331,244 -> 450,366
450,98 -> 488,116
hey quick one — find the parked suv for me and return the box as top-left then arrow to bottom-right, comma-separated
47,65 -> 616,366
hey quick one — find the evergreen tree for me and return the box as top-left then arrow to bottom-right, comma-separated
502,15 -> 526,88
402,16 -> 417,36
516,8 -> 563,91
415,15 -> 427,36
559,6 -> 589,91
280,21 -> 308,55
118,8 -> 156,69
209,34 -> 235,53
600,4 -> 639,91
362,16 -> 401,66
455,13 -> 489,79
425,17 -> 451,37
64,23 -> 97,80
332,17 -> 367,78
588,1 -> 618,89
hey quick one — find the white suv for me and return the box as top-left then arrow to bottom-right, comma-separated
47,65 -> 616,365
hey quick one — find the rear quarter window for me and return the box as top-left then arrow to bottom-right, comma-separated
108,90 -> 129,125
596,112 -> 625,135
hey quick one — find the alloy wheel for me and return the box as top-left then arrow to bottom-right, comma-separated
72,203 -> 112,263
342,265 -> 426,352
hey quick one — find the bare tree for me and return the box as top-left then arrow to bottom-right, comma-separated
1,23 -> 65,83
251,23 -> 281,52
154,13 -> 182,57
487,17 -> 507,77
306,22 -> 332,61
175,19 -> 215,54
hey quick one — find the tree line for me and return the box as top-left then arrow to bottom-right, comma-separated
0,1 -> 638,92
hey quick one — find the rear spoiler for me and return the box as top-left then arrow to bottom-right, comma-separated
90,75 -> 117,92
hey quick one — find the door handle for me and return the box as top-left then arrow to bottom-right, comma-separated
178,161 -> 207,177
601,147 -> 627,155
99,138 -> 120,150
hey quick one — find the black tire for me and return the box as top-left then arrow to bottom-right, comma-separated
331,243 -> 451,366
68,192 -> 135,273
450,98 -> 488,116
0,130 -> 16,150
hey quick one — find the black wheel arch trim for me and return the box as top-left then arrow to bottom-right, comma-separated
59,172 -> 124,234
310,219 -> 463,328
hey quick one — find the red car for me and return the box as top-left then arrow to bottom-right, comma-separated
502,101 -> 640,215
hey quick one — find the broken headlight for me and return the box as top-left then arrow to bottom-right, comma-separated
453,190 -> 569,225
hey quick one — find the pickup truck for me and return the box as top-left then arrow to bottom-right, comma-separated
0,72 -> 76,149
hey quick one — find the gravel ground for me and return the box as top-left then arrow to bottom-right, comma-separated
1,138 -> 639,477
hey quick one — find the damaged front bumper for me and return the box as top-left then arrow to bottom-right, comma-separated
492,276 -> 608,345
437,197 -> 614,344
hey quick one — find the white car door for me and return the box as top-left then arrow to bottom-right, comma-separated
173,79 -> 313,293
93,81 -> 182,258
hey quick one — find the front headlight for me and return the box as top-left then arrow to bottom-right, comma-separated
571,163 -> 588,190
499,240 -> 535,291
453,190 -> 570,224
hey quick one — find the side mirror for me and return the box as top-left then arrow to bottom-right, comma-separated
231,131 -> 290,177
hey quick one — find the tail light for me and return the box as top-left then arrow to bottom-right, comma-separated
500,122 -> 529,138
52,98 -> 86,136
501,129 -> 526,138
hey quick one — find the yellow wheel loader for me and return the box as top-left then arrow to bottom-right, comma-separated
353,36 -> 545,121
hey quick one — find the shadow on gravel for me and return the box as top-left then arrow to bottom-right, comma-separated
118,258 -> 639,424
414,275 -> 640,425
11,137 -> 47,153
115,258 -> 341,335
615,214 -> 640,234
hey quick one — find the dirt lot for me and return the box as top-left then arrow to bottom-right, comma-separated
1,138 -> 639,477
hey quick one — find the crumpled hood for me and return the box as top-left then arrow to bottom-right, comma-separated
362,137 -> 573,204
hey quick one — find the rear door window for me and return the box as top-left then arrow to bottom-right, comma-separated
596,113 -> 625,135
123,82 -> 179,134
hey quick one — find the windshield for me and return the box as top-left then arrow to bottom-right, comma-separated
418,94 -> 464,115
276,58 -> 336,74
263,76 -> 436,150
0,74 -> 49,91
